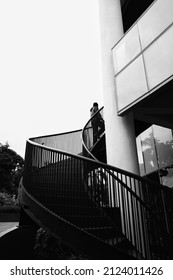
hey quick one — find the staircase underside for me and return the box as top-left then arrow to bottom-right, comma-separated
19,180 -> 136,260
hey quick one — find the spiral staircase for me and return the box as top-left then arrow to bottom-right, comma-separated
4,108 -> 173,259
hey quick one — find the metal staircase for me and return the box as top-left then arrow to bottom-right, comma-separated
18,108 -> 173,259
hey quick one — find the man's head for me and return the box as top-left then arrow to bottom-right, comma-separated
93,102 -> 98,107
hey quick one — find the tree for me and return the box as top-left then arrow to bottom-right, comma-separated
0,142 -> 24,193
142,133 -> 173,169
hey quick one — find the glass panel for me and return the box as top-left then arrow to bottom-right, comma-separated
140,127 -> 158,174
152,125 -> 173,187
144,25 -> 173,90
112,25 -> 141,74
161,168 -> 173,188
137,125 -> 173,187
138,0 -> 173,49
136,136 -> 145,176
116,55 -> 148,111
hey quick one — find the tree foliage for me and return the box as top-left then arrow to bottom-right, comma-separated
140,133 -> 173,181
0,142 -> 24,193
142,134 -> 173,168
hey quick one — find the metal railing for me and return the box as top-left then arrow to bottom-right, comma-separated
30,129 -> 83,156
23,134 -> 173,259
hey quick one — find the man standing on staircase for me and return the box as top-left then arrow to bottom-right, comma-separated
90,102 -> 104,144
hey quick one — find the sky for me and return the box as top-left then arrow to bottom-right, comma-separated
0,0 -> 104,158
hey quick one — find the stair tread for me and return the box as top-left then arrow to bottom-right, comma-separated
82,226 -> 114,230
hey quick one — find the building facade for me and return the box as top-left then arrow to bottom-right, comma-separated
98,0 -> 173,187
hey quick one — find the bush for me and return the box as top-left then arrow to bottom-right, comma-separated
34,228 -> 86,260
0,142 -> 24,194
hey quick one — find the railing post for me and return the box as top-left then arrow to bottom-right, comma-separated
161,189 -> 170,234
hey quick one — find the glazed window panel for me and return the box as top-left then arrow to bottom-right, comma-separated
138,0 -> 173,49
116,55 -> 148,111
140,127 -> 158,174
161,168 -> 173,188
153,126 -> 173,169
137,125 -> 173,187
143,25 -> 173,90
136,136 -> 145,176
112,25 -> 141,75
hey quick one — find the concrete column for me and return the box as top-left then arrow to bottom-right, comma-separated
98,0 -> 139,174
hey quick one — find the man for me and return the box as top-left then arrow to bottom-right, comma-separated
90,102 -> 104,144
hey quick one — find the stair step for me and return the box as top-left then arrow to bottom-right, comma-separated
103,207 -> 122,228
33,198 -> 97,214
83,226 -> 122,240
62,215 -> 112,228
106,236 -> 125,246
32,180 -> 84,190
39,189 -> 89,198
32,188 -> 91,200
39,195 -> 95,206
114,238 -> 142,259
54,205 -> 101,216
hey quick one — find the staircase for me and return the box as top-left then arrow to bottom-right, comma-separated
18,108 -> 173,259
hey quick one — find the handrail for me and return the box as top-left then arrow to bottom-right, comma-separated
22,135 -> 173,259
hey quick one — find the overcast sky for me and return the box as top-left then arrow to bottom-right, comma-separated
0,0 -> 103,158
